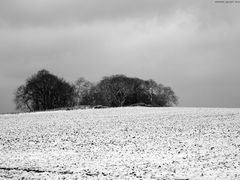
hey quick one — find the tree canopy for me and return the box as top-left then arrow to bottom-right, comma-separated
15,69 -> 75,111
15,70 -> 178,112
80,75 -> 178,107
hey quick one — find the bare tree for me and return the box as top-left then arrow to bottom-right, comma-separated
74,77 -> 93,105
14,69 -> 75,111
14,85 -> 32,112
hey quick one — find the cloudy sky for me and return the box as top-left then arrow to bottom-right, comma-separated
0,0 -> 240,113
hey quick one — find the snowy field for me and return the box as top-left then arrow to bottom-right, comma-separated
0,107 -> 240,180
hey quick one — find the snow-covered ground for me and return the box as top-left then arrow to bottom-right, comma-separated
0,107 -> 240,179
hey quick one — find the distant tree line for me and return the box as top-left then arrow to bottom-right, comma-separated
15,69 -> 178,112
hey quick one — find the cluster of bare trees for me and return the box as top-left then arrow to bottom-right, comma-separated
15,70 -> 178,112
74,75 -> 178,107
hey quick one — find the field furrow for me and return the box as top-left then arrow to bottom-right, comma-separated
0,107 -> 240,179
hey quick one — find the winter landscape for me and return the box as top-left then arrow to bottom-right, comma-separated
1,107 -> 240,179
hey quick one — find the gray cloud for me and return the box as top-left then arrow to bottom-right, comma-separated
1,0 -> 240,113
1,0 -> 237,27
0,0 -> 191,26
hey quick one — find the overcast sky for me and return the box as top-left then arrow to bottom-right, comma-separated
0,0 -> 240,113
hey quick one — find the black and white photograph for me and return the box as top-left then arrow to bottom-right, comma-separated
0,0 -> 240,179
